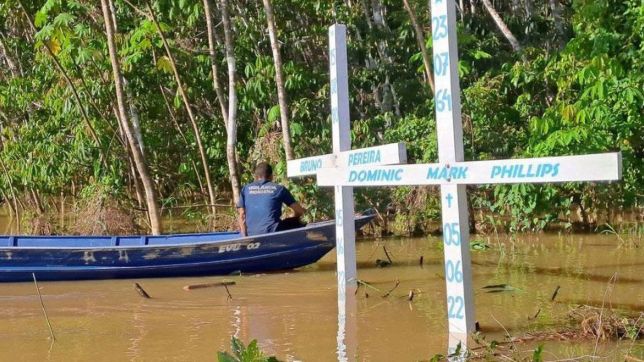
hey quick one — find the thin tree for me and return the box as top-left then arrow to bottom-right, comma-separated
145,1 -> 218,219
402,0 -> 435,93
100,0 -> 163,234
262,0 -> 294,160
549,0 -> 565,49
203,0 -> 229,129
219,0 -> 242,207
0,32 -> 20,77
480,0 -> 521,52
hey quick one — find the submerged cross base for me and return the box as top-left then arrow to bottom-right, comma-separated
288,9 -> 622,360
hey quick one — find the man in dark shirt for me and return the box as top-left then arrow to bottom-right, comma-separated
236,162 -> 306,236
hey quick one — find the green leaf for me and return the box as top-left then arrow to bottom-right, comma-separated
156,56 -> 173,74
231,337 -> 245,359
472,50 -> 492,59
267,105 -> 280,123
34,11 -> 48,28
217,352 -> 238,362
291,122 -> 303,137
53,13 -> 74,27
532,344 -> 544,361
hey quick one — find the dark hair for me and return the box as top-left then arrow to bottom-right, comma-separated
254,162 -> 273,179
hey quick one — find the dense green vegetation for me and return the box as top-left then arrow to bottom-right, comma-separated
0,0 -> 641,234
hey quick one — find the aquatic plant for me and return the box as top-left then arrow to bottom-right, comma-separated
217,337 -> 280,362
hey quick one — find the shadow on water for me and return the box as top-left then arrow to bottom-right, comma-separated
472,261 -> 644,284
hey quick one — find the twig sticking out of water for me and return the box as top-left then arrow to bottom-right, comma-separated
383,246 -> 393,264
354,282 -> 368,298
593,273 -> 617,355
223,284 -> 233,300
419,256 -> 424,267
551,285 -> 561,301
356,279 -> 379,298
32,273 -> 55,342
382,279 -> 400,298
376,246 -> 394,267
134,282 -> 151,298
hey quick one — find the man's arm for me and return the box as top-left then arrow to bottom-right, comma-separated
289,202 -> 306,218
237,207 -> 248,236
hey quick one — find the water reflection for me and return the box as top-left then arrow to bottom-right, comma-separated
336,284 -> 357,361
126,302 -> 146,361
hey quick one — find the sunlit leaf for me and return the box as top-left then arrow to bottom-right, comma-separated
156,56 -> 173,74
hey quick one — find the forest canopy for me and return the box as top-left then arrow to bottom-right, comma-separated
0,0 -> 641,234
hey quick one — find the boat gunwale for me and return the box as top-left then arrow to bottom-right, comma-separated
0,219 -> 343,250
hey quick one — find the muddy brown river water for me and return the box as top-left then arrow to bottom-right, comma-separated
0,214 -> 642,361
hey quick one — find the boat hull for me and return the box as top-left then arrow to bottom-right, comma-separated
0,215 -> 373,282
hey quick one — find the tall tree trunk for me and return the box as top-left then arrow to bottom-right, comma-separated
30,188 -> 44,214
112,105 -> 145,208
480,0 -> 522,52
100,0 -> 162,234
203,0 -> 229,129
549,0 -> 565,49
146,2 -> 218,218
524,0 -> 533,20
459,0 -> 465,20
1,190 -> 14,218
219,0 -> 242,207
123,79 -> 145,156
262,0 -> 294,160
402,0 -> 435,93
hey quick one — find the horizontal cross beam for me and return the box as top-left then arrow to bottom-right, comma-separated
317,152 -> 621,186
287,142 -> 407,177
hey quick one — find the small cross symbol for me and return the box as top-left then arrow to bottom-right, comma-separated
446,193 -> 453,208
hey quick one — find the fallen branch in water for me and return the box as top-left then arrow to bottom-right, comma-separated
183,281 -> 236,291
134,282 -> 151,298
551,285 -> 561,301
382,279 -> 400,298
32,273 -> 55,342
357,279 -> 380,298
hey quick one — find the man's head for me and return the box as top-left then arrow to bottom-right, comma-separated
254,162 -> 273,181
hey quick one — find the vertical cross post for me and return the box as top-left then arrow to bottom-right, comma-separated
431,0 -> 476,349
329,24 -> 357,290
329,24 -> 358,362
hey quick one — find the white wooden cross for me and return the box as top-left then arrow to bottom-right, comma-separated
286,24 -> 407,360
287,24 -> 407,293
299,4 -> 621,358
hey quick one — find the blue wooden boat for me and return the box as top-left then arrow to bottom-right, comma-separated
0,214 -> 374,282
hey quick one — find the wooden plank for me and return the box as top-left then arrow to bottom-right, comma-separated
286,142 -> 407,177
316,152 -> 622,187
